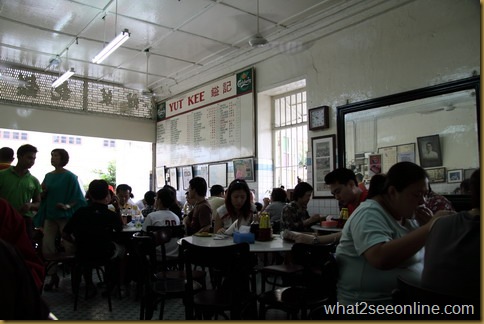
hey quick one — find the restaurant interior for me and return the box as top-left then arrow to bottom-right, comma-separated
0,0 -> 480,320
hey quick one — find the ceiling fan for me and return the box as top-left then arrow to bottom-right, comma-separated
248,0 -> 268,48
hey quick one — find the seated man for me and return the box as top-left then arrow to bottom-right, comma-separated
109,184 -> 141,217
63,179 -> 125,297
183,177 -> 212,235
325,168 -> 368,216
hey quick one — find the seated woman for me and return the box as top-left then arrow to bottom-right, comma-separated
335,162 -> 441,305
281,182 -> 322,232
213,179 -> 253,235
261,187 -> 287,223
421,169 -> 479,300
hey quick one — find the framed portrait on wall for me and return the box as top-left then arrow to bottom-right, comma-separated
311,135 -> 336,198
182,166 -> 193,190
368,154 -> 382,176
417,135 -> 442,168
193,164 -> 209,183
233,158 -> 255,182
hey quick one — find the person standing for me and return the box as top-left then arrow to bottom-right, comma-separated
0,144 -> 41,241
34,148 -> 86,290
0,147 -> 14,170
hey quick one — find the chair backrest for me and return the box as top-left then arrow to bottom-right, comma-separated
181,240 -> 252,297
291,242 -> 338,300
393,276 -> 479,320
146,225 -> 185,271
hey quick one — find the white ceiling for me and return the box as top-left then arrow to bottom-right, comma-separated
0,0 -> 409,100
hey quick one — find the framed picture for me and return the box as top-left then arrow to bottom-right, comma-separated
397,143 -> 416,163
308,105 -> 329,130
417,135 -> 442,168
312,135 -> 336,198
447,169 -> 463,183
464,168 -> 477,179
426,167 -> 446,183
377,146 -> 397,173
368,154 -> 382,176
193,164 -> 209,183
233,158 -> 255,182
168,168 -> 178,190
209,163 -> 227,187
182,166 -> 193,190
156,166 -> 165,189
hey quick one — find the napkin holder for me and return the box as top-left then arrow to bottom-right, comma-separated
233,232 -> 255,244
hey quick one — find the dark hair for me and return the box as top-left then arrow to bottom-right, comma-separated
88,179 -> 109,200
51,148 -> 69,167
17,144 -> 37,157
144,190 -> 156,205
324,168 -> 357,186
382,162 -> 427,193
460,178 -> 471,194
292,182 -> 313,200
189,177 -> 207,197
209,184 -> 225,196
469,169 -> 480,208
367,174 -> 386,198
270,188 -> 287,202
225,179 -> 252,218
355,172 -> 364,183
116,184 -> 134,198
0,147 -> 14,162
156,188 -> 175,209
255,202 -> 263,212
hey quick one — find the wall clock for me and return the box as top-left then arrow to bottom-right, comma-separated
308,105 -> 329,130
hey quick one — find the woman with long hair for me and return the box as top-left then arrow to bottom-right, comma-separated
214,179 -> 254,234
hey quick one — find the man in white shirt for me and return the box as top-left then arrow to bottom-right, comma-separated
207,184 -> 225,216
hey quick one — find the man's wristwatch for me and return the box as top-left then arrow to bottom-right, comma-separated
65,204 -> 71,209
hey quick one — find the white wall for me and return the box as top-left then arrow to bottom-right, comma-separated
253,0 -> 480,215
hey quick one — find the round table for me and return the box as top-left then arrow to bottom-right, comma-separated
178,235 -> 293,253
311,225 -> 343,233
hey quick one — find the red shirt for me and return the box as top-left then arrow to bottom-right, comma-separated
347,187 -> 369,216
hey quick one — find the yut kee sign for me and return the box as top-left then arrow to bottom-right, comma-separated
157,68 -> 253,121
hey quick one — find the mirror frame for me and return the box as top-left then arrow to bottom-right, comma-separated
336,75 -> 480,168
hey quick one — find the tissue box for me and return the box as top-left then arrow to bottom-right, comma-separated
233,232 -> 255,244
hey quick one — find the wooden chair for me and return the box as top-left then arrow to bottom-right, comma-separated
258,242 -> 338,319
392,276 -> 479,320
132,227 -> 205,320
181,240 -> 258,320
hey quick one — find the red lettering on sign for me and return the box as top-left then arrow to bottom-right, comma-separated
188,91 -> 205,105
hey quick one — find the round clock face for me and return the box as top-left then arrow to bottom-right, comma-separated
311,109 -> 325,127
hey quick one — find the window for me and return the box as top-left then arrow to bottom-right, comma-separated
21,133 -> 28,140
273,89 -> 308,189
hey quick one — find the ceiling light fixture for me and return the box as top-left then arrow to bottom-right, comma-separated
92,28 -> 130,64
52,68 -> 75,88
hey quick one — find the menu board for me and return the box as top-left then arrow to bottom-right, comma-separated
156,68 -> 254,167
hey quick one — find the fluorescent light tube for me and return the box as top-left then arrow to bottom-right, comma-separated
92,29 -> 130,64
52,68 -> 75,88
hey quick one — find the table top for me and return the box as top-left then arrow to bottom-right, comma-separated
311,225 -> 343,233
122,225 -> 142,232
178,235 -> 293,252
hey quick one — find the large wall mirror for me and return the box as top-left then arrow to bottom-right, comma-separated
336,76 -> 480,196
